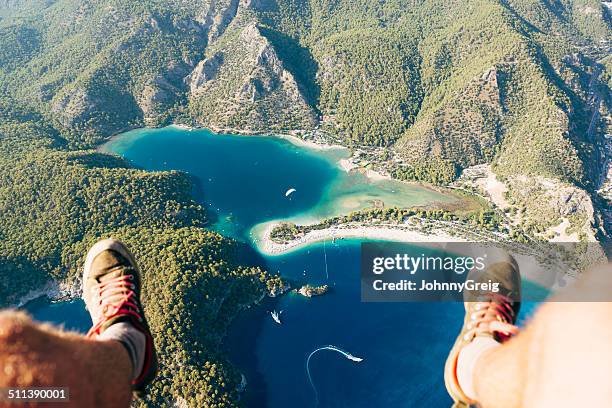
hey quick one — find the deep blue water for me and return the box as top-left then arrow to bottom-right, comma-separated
24,298 -> 91,332
226,240 -> 463,407
224,241 -> 539,407
26,127 -> 541,407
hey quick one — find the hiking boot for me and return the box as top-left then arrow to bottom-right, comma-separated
444,251 -> 521,407
82,238 -> 158,394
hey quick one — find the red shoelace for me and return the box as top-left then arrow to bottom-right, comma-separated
87,274 -> 142,338
463,293 -> 519,342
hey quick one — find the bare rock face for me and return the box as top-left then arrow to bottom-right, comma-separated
137,78 -> 176,123
138,59 -> 192,124
187,52 -> 224,93
233,23 -> 309,106
512,176 -> 595,217
51,87 -> 98,128
196,0 -> 240,43
186,22 -> 317,132
234,24 -> 282,100
550,184 -> 594,217
505,175 -> 596,239
239,78 -> 265,102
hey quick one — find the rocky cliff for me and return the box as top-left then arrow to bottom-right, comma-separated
187,20 -> 317,132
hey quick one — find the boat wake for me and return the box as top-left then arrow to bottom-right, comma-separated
306,345 -> 363,406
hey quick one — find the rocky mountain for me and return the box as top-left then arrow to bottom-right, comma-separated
187,21 -> 318,132
0,0 -> 609,238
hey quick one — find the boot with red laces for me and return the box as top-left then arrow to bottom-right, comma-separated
82,238 -> 158,395
444,252 -> 521,407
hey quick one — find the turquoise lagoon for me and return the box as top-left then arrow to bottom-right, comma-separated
26,126 -> 540,407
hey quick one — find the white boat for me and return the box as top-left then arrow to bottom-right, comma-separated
271,310 -> 282,324
346,354 -> 363,362
285,188 -> 296,197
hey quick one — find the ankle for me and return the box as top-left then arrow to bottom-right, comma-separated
457,336 -> 500,401
98,322 -> 146,381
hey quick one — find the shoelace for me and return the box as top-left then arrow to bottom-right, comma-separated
463,293 -> 519,342
87,274 -> 142,338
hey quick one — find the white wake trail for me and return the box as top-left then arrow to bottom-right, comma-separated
306,345 -> 364,406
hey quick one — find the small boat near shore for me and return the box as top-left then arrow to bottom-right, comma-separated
271,310 -> 283,324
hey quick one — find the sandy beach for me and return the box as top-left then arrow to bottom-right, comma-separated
253,220 -> 580,291
338,158 -> 358,172
275,133 -> 346,152
253,221 -> 464,256
171,123 -> 347,152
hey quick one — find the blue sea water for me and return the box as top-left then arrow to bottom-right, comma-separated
24,298 -> 91,332
226,240 -> 464,407
26,127 -> 541,407
101,127 -> 452,239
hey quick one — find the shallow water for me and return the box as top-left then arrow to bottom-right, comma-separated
28,127 -> 540,407
102,127 -> 453,239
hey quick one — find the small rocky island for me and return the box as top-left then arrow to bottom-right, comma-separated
297,284 -> 329,298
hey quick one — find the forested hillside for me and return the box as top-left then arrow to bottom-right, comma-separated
0,0 -> 609,228
0,93 -> 285,406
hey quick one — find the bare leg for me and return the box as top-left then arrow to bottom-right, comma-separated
473,264 -> 612,407
0,311 -> 132,408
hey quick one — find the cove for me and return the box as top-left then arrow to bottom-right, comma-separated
101,126 -> 454,239
26,126 -> 540,407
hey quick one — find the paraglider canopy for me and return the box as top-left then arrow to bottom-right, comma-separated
285,188 -> 296,197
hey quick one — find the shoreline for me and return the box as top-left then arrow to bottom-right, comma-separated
95,125 -> 141,153
274,132 -> 346,152
252,221 -> 578,291
253,222 -> 464,256
173,123 -> 347,152
10,280 -> 80,309
338,158 -> 390,181
99,123 -> 347,153
97,124 -> 461,201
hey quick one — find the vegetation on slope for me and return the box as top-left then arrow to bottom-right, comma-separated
0,0 -> 209,147
0,0 -> 608,188
64,227 -> 281,407
0,95 -> 282,406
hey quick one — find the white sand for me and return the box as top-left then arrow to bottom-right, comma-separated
171,124 -> 193,130
253,221 -> 580,292
338,158 -> 358,172
365,168 -> 390,181
254,222 -> 464,256
276,133 -> 346,151
338,158 -> 390,181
